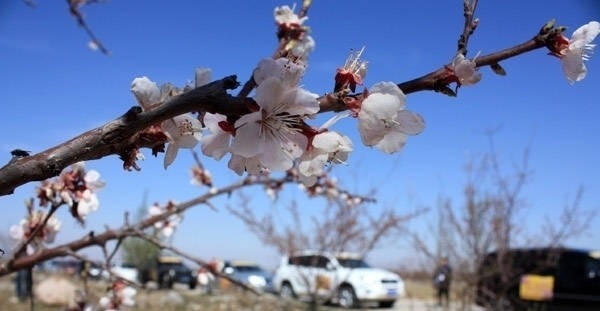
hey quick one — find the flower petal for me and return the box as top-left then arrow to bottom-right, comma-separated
281,88 -> 320,116
254,77 -> 286,112
131,77 -> 161,111
162,115 -> 202,148
163,143 -> 179,169
253,58 -> 305,87
570,21 -> 600,49
375,131 -> 408,154
369,82 -> 406,103
195,68 -> 212,87
562,51 -> 587,84
396,110 -> 426,135
231,119 -> 263,157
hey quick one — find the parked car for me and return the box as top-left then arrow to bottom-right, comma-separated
103,263 -> 139,283
139,256 -> 197,289
222,260 -> 273,293
476,247 -> 600,310
272,251 -> 405,309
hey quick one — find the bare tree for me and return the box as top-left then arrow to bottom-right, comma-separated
412,137 -> 595,310
229,176 -> 423,256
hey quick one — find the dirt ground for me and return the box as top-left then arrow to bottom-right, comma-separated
0,273 -> 481,311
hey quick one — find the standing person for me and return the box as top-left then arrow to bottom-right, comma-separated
15,268 -> 32,301
433,257 -> 452,307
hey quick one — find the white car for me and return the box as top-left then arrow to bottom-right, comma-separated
102,263 -> 139,283
272,251 -> 405,308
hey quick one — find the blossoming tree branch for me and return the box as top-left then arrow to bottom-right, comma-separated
1,1 -> 598,196
1,0 -> 599,283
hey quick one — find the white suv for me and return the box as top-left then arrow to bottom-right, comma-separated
272,251 -> 405,308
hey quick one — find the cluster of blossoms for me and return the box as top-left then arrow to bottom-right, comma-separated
297,173 -> 373,207
130,68 -> 211,169
9,162 -> 103,254
147,200 -> 182,238
259,169 -> 372,206
36,162 -> 104,224
274,5 -> 315,60
126,1 -> 596,190
190,165 -> 214,189
9,203 -> 61,255
98,279 -> 137,310
129,6 -> 425,186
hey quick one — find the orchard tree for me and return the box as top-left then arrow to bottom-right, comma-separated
0,0 -> 598,310
411,136 -> 595,310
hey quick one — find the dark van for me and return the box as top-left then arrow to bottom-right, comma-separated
476,247 -> 600,310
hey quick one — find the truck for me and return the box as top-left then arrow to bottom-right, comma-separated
139,256 -> 197,289
476,247 -> 600,310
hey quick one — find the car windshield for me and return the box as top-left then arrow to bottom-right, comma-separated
337,258 -> 370,268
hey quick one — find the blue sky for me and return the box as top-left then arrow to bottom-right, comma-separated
0,1 -> 599,270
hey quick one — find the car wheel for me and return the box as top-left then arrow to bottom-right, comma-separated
378,301 -> 395,308
280,282 -> 296,299
338,285 -> 358,309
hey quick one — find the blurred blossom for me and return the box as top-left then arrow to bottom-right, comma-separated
10,211 -> 61,254
148,201 -> 182,238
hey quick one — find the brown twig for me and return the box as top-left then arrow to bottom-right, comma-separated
0,174 -> 294,275
6,202 -> 62,268
457,0 -> 479,56
67,0 -> 110,55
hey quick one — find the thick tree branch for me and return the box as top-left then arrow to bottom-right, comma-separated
0,76 -> 244,196
0,28 -> 551,196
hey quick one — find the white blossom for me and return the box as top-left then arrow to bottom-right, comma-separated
560,21 -> 600,84
130,77 -> 161,111
77,189 -> 100,218
297,131 -> 353,186
228,154 -> 270,176
231,76 -> 318,172
162,114 -> 203,169
274,5 -> 307,26
195,68 -> 212,88
76,169 -> 104,219
148,202 -> 182,238
253,58 -> 306,87
200,113 -> 231,160
358,82 -> 425,154
130,75 -> 206,169
450,53 -> 481,86
10,212 -> 61,254
289,35 -> 316,60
